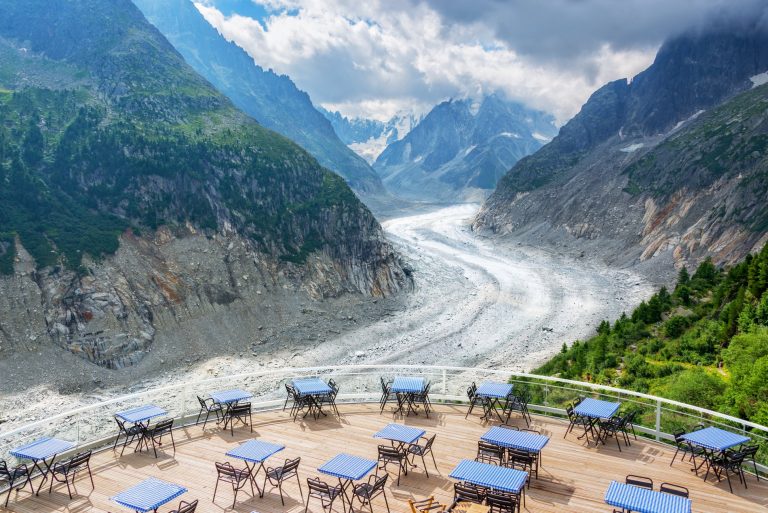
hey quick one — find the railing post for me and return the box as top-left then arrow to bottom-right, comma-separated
442,369 -> 447,396
655,399 -> 662,441
76,415 -> 81,447
181,385 -> 188,426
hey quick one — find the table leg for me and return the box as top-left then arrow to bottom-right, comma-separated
32,455 -> 57,495
338,478 -> 353,512
246,461 -> 266,497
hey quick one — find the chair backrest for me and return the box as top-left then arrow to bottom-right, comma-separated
672,429 -> 686,443
424,433 -> 436,450
282,457 -> 301,476
478,441 -> 503,457
68,451 -> 91,470
0,460 -> 9,479
466,385 -> 475,400
197,396 -> 208,409
307,477 -> 333,496
285,383 -> 295,394
409,496 -> 445,513
573,397 -> 583,406
378,445 -> 404,461
626,475 -> 653,489
380,377 -> 390,393
499,425 -> 519,430
565,405 -> 575,419
728,451 -> 746,465
659,482 -> 689,498
170,499 -> 199,513
231,402 -> 251,415
423,381 -> 431,394
521,428 -> 540,434
454,483 -> 483,503
741,445 -> 758,459
328,378 -> 338,390
152,418 -> 174,435
114,416 -> 127,432
486,491 -> 516,513
216,462 -> 238,478
692,423 -> 705,431
371,473 -> 388,492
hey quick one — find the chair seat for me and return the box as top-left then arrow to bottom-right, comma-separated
408,445 -> 426,456
354,483 -> 374,496
267,467 -> 285,479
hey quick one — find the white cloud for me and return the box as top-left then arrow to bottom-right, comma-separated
195,0 -> 660,124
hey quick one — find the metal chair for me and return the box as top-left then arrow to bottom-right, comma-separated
739,445 -> 760,481
506,448 -> 536,484
598,416 -> 629,451
225,402 -> 253,436
305,477 -> 343,513
476,441 -> 504,465
214,461 -> 254,508
1,460 -> 32,507
486,491 -> 518,513
465,382 -> 479,418
380,377 -> 395,413
452,482 -> 485,507
626,475 -> 653,490
352,473 -> 390,513
48,450 -> 94,499
143,418 -> 176,458
263,457 -> 302,505
709,451 -> 747,493
196,396 -> 223,429
318,380 -> 340,416
407,434 -> 438,477
168,499 -> 198,513
413,381 -> 432,417
377,445 -> 408,485
669,429 -> 705,468
284,383 -> 297,411
113,416 -> 145,456
564,405 -> 592,439
659,482 -> 689,498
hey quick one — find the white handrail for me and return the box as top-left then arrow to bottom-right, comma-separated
2,365 -> 766,441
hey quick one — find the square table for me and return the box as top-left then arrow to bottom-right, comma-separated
475,382 -> 514,422
481,427 -> 549,454
681,426 -> 750,474
210,389 -> 252,405
391,377 -> 426,417
318,453 -> 377,508
11,437 -> 76,494
116,405 -> 167,424
226,439 -> 285,497
449,459 -> 527,513
573,398 -> 621,444
604,481 -> 691,513
112,477 -> 187,513
374,424 -> 425,446
292,378 -> 335,419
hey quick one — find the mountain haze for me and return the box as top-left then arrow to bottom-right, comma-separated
375,95 -> 557,202
476,18 -> 768,272
0,0 -> 406,369
133,0 -> 385,195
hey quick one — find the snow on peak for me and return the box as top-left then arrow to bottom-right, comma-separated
532,132 -> 551,142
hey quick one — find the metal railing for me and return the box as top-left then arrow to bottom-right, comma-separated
2,365 -> 767,472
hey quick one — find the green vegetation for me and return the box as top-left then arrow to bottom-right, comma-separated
536,244 -> 768,425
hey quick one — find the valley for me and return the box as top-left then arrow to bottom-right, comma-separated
0,203 -> 651,431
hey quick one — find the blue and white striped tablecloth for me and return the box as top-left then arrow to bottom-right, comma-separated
210,389 -> 252,404
476,382 -> 513,399
112,477 -> 187,512
481,426 -> 550,453
227,439 -> 285,463
449,459 -> 527,494
605,481 -> 691,513
373,424 -> 425,444
11,437 -> 76,461
391,377 -> 425,393
318,453 -> 377,480
292,377 -> 333,396
573,398 -> 620,419
681,426 -> 750,451
115,405 -> 167,424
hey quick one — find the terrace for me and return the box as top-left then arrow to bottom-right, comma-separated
2,366 -> 768,513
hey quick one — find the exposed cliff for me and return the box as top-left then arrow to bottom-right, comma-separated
476,18 -> 768,273
0,0 -> 409,369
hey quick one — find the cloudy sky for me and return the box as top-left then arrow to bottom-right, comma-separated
196,0 -> 762,124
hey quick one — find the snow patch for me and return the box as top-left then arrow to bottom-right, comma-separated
499,132 -> 521,139
469,101 -> 481,116
672,110 -> 705,132
463,145 -> 477,156
751,70 -> 768,88
532,132 -> 551,142
620,143 -> 644,153
414,155 -> 423,163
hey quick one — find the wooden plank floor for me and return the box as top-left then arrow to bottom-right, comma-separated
3,403 -> 767,513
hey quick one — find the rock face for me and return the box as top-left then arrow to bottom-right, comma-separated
0,0 -> 409,369
476,16 -> 768,272
374,95 -> 557,202
133,0 -> 384,196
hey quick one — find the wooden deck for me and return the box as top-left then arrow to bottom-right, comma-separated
3,403 -> 767,513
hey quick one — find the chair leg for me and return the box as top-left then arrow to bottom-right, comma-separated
421,454 -> 429,477
296,473 -> 304,500
65,475 -> 73,500
170,429 -> 176,454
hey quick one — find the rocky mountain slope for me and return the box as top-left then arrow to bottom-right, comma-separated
0,0 -> 408,369
475,18 -> 768,273
375,95 -> 556,202
320,108 -> 421,163
132,0 -> 384,195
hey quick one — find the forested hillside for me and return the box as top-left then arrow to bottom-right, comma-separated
537,244 -> 768,425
